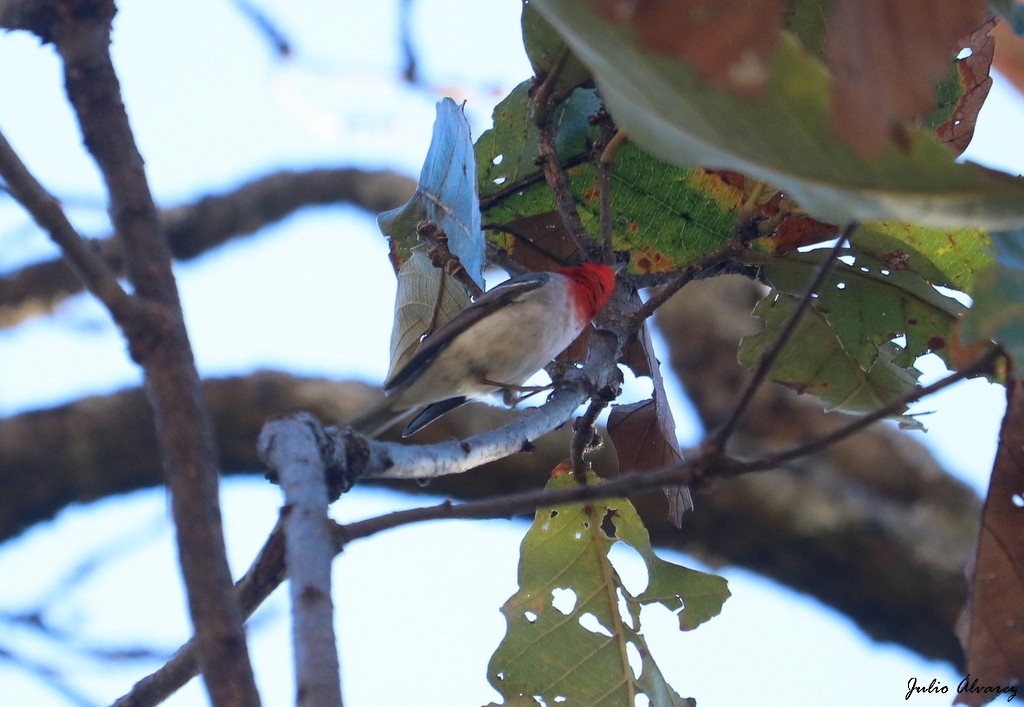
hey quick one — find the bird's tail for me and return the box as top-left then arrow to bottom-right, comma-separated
345,396 -> 412,438
347,395 -> 471,438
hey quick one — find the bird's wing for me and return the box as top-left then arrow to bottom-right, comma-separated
384,272 -> 552,392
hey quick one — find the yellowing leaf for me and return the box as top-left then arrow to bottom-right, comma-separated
476,83 -> 742,273
487,472 -> 727,707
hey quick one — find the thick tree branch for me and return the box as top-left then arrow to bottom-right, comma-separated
32,3 -> 259,703
0,167 -> 415,326
0,367 -> 981,667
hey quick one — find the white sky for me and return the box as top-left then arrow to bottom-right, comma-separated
0,1 -> 1021,705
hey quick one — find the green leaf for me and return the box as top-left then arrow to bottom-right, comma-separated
531,0 -> 1024,229
738,291 -> 921,415
487,472 -> 727,707
379,98 -> 485,291
477,83 -> 741,273
384,247 -> 472,384
749,248 -> 967,370
522,1 -> 591,95
477,81 -> 599,203
961,229 -> 1024,363
851,222 -> 992,294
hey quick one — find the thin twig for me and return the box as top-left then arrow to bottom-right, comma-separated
709,225 -> 856,450
735,344 -> 1004,473
533,56 -> 593,257
418,219 -> 485,298
0,129 -> 141,327
597,130 -> 627,265
631,236 -> 747,322
535,121 -> 593,256
569,399 -> 606,475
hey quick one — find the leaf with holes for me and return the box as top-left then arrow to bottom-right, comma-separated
379,98 -> 485,291
487,470 -> 727,707
738,291 -> 921,416
531,0 -> 1024,229
748,248 -> 967,371
851,222 -> 992,294
476,83 -> 743,274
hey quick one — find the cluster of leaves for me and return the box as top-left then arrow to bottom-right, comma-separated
377,1 -> 1024,704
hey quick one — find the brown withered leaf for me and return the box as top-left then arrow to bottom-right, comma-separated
937,16 -> 997,155
500,211 -> 581,272
770,215 -> 840,254
592,0 -> 785,96
826,0 -> 988,157
610,323 -> 693,527
955,378 -> 1024,705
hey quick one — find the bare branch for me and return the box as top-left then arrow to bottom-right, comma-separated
47,3 -> 259,703
259,415 -> 343,707
0,167 -> 415,326
328,328 -> 622,485
0,129 -> 140,327
6,367 -> 976,692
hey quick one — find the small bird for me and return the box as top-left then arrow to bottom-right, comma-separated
349,262 -> 617,437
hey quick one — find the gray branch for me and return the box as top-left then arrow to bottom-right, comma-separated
259,415 -> 343,707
